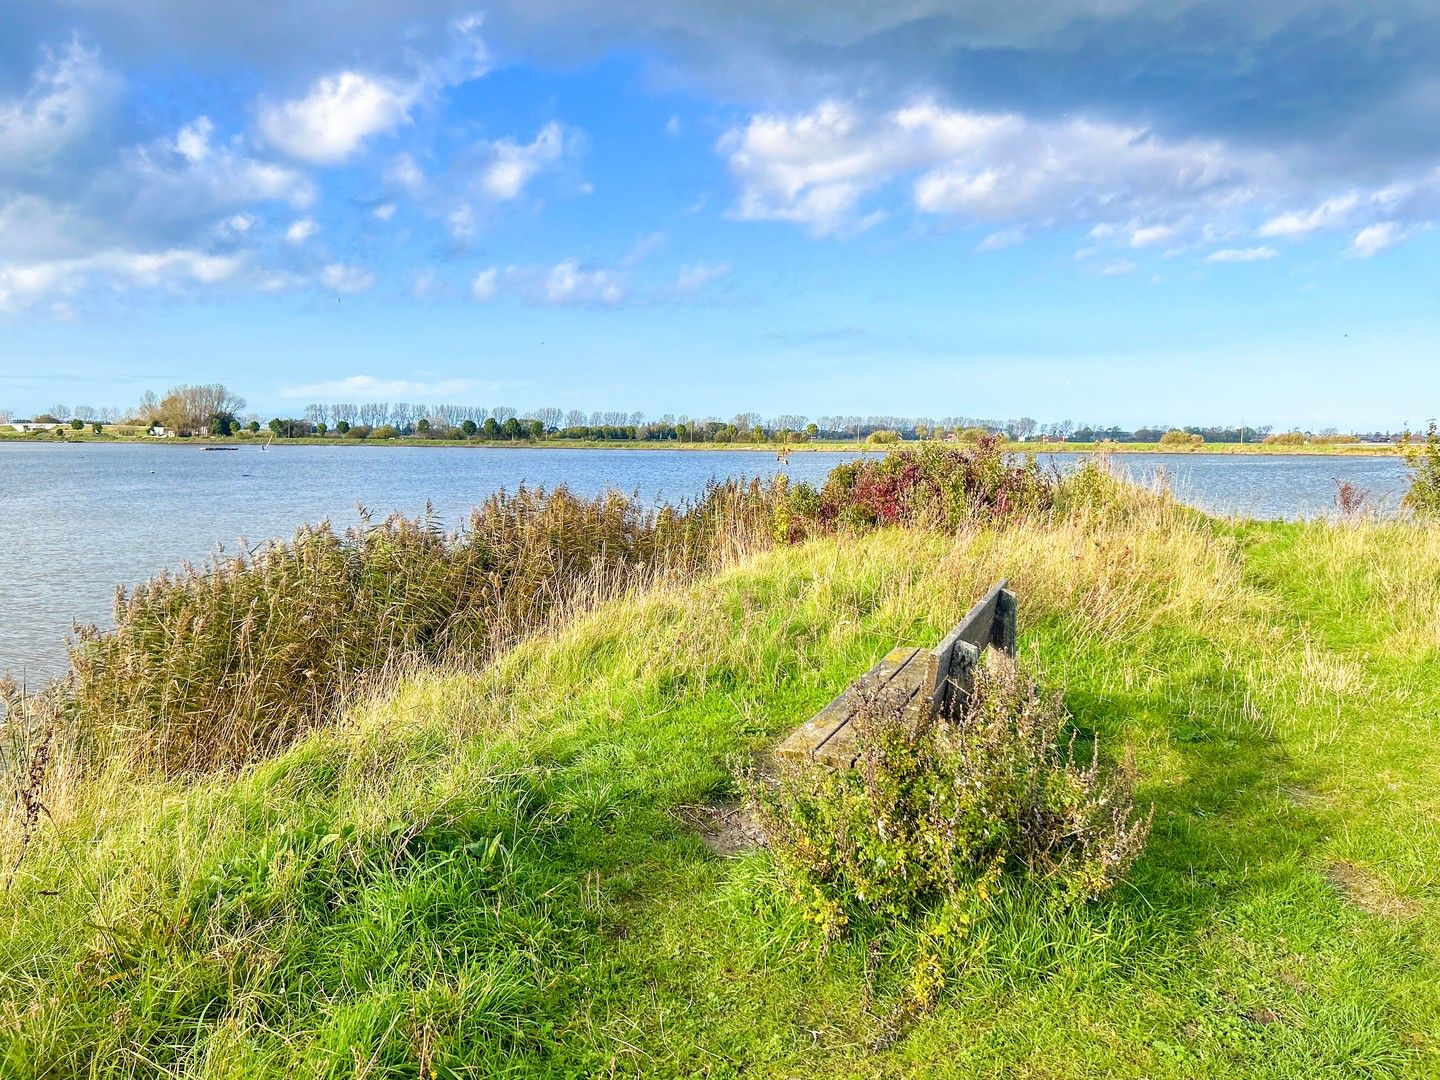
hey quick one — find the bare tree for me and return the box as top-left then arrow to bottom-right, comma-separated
565,409 -> 586,429
492,405 -> 517,423
535,407 -> 564,430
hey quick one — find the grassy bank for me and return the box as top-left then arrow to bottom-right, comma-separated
2,479 -> 1437,1075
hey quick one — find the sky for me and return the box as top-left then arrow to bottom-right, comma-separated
1,1 -> 1439,429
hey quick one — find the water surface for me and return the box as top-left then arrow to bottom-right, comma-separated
0,443 -> 1408,679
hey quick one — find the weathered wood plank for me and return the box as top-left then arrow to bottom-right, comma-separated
774,646 -> 920,761
994,586 -> 1018,656
812,648 -> 930,767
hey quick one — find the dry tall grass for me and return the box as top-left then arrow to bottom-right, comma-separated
63,480 -> 784,775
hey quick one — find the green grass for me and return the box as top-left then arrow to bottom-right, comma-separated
2,506 -> 1438,1076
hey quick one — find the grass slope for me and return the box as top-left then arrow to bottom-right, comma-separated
2,504 -> 1437,1077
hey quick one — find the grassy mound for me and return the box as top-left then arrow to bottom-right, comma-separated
2,494 -> 1439,1076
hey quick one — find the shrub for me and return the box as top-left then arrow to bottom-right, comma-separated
1403,422 -> 1440,517
1263,431 -> 1306,446
866,429 -> 902,445
346,424 -> 372,439
371,425 -> 399,440
745,654 -> 1151,941
1159,429 -> 1202,446
814,437 -> 1052,530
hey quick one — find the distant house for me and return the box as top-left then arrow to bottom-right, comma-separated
9,421 -> 62,433
148,424 -> 172,437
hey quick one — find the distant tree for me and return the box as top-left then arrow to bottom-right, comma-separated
248,420 -> 261,433
315,422 -> 327,436
335,421 -> 350,434
805,423 -> 819,438
371,425 -> 399,440
416,418 -> 432,436
525,419 -> 544,439
481,418 -> 501,440
91,422 -> 102,434
268,418 -> 283,434
535,407 -> 563,431
70,418 -> 84,430
501,417 -> 523,440
461,419 -> 478,437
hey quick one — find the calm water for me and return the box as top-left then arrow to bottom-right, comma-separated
0,443 -> 1408,680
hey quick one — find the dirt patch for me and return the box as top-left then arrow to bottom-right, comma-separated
675,799 -> 765,857
1322,861 -> 1419,919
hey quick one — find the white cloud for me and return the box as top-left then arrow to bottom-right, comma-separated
385,153 -> 425,193
319,263 -> 375,292
0,248 -> 243,312
975,228 -> 1025,252
126,116 -> 315,215
372,202 -> 396,221
479,122 -> 567,199
0,40 -> 117,172
665,116 -> 682,137
1095,259 -> 1137,276
673,261 -> 729,291
1206,245 -> 1277,263
1129,224 -> 1178,248
285,217 -> 318,244
409,268 -> 436,297
721,100 -> 1262,237
470,266 -> 498,299
279,374 -> 479,400
545,260 -> 622,304
1350,222 -> 1418,257
258,71 -> 417,164
1257,194 -> 1361,238
719,97 -> 1440,256
621,231 -> 667,267
541,259 -> 623,305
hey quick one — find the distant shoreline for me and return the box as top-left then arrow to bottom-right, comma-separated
0,432 -> 1405,456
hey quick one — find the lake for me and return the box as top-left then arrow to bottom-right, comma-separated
0,443 -> 1409,680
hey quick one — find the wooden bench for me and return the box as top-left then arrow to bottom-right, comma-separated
776,579 -> 1018,768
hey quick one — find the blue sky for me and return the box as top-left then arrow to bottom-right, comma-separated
2,2 -> 1439,429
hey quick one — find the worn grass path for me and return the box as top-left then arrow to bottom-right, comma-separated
1,507 -> 1436,1077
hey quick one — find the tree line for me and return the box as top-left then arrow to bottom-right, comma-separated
1,388 -> 1405,444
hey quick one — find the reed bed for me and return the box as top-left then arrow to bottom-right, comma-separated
63,480 -> 783,775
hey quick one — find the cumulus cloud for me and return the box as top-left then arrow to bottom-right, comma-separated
479,122 -> 567,199
1350,222 -> 1422,258
258,71 -> 417,164
284,217 -> 317,243
542,259 -> 623,304
470,266 -> 498,299
721,99 -> 1263,237
1206,246 -> 1277,263
280,374 -> 480,399
319,263 -> 375,292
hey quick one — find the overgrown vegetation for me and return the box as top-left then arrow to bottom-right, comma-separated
1402,421 -> 1440,516
65,481 -> 782,774
748,655 -> 1151,947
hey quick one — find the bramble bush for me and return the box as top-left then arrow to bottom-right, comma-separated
746,653 -> 1151,943
803,436 -> 1053,531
